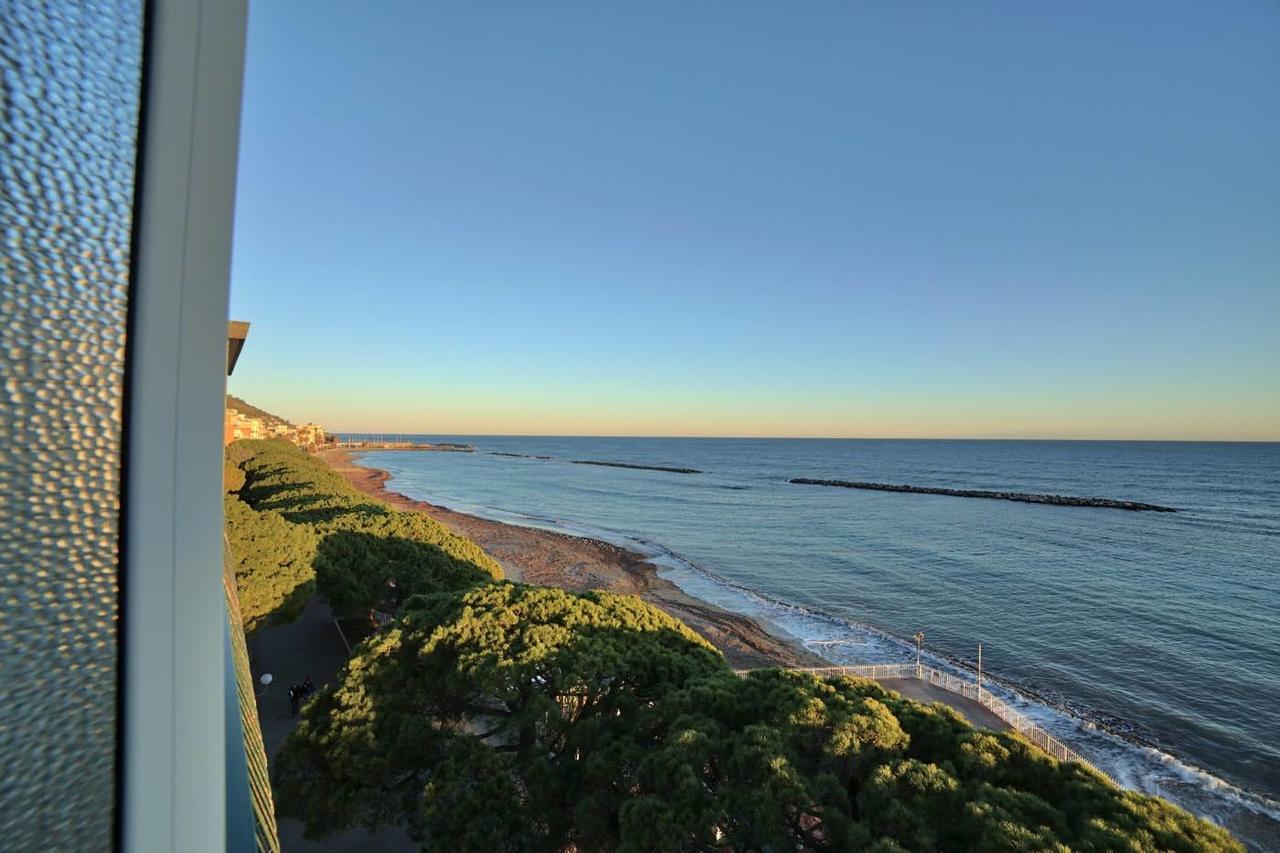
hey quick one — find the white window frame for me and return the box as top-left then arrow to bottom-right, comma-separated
122,1 -> 248,850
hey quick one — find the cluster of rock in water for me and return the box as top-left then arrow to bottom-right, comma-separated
483,452 -> 1177,511
788,478 -> 1178,512
573,460 -> 703,474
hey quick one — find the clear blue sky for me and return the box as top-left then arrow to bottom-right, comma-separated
229,1 -> 1279,439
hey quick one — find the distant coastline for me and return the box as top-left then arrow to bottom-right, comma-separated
790,478 -> 1178,512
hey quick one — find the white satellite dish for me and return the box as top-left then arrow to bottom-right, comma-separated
259,673 -> 273,686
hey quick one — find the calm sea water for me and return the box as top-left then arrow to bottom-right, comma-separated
354,438 -> 1280,848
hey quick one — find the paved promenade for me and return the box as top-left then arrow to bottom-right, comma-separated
878,677 -> 1011,732
249,596 -> 415,853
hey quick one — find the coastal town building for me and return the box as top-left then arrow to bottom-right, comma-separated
225,411 -> 266,444
223,407 -> 334,451
296,422 -> 326,448
221,399 -> 334,449
224,409 -> 238,446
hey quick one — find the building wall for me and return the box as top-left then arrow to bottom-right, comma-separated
222,540 -> 282,852
0,0 -> 144,846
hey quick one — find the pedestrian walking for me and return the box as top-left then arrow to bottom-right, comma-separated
288,684 -> 299,717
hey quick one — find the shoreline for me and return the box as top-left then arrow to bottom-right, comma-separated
317,448 -> 827,669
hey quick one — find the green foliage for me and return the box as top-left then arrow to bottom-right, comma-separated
615,669 -> 911,850
231,439 -> 501,618
225,439 -> 255,468
224,495 -> 317,632
420,738 -> 536,852
273,583 -> 1241,852
312,530 -> 487,618
223,439 -> 500,633
275,582 -> 723,848
224,458 -> 246,493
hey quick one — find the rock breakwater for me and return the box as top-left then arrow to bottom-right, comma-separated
789,478 -> 1177,512
574,460 -> 703,475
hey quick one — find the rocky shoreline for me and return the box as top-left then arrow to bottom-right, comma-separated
789,478 -> 1178,512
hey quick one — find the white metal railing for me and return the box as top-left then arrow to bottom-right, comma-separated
734,663 -> 1116,784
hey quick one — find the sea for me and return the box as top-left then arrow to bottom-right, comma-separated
350,437 -> 1280,849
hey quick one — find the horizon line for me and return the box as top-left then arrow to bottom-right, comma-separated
324,431 -> 1280,443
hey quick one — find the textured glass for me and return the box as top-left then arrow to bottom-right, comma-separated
0,0 -> 143,846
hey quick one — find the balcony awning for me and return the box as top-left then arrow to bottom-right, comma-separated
227,320 -> 250,376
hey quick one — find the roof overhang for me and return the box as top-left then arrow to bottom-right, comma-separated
227,320 -> 250,375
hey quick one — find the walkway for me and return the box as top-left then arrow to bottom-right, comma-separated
877,677 -> 1010,732
248,596 -> 416,853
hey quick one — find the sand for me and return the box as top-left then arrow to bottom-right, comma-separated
317,448 -> 826,670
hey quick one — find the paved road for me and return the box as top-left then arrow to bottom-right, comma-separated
249,597 -> 416,853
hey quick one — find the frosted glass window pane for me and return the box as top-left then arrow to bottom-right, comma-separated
0,0 -> 143,847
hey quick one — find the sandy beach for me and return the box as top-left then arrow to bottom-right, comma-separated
317,448 -> 825,669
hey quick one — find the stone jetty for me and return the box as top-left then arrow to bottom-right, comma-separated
574,460 -> 703,474
788,478 -> 1177,512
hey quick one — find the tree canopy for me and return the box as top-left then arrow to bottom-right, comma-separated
222,439 -> 502,632
273,582 -> 725,847
224,458 -> 246,494
224,495 -> 316,632
274,583 -> 1240,852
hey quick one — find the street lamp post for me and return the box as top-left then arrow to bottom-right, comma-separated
914,631 -> 925,677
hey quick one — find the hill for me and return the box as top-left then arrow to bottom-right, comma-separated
226,395 -> 292,428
